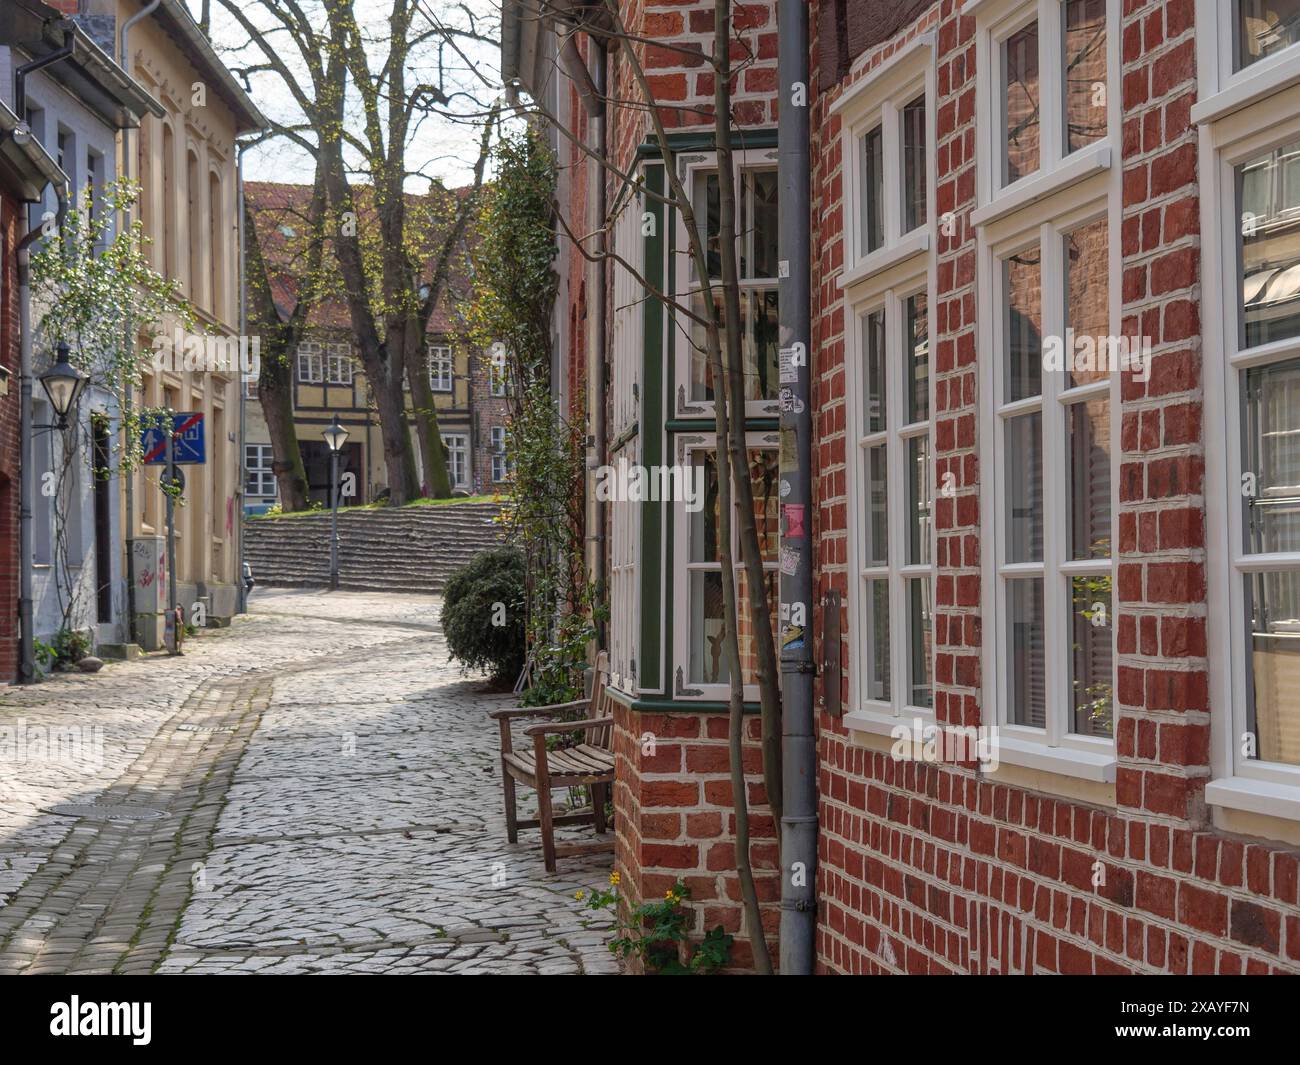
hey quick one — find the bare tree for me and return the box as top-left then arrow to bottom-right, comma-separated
213,0 -> 497,504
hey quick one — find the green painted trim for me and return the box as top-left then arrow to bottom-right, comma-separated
666,418 -> 780,433
606,687 -> 761,715
638,162 -> 666,693
636,127 -> 779,161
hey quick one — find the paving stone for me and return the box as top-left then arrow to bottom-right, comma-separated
0,589 -> 618,975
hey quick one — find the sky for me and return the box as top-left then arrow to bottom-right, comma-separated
197,0 -> 503,190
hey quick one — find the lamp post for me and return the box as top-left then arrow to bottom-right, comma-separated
322,415 -> 349,590
19,343 -> 89,681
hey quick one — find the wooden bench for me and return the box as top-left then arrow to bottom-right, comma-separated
489,652 -> 615,872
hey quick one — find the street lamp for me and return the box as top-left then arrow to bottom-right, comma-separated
38,343 -> 88,430
322,415 -> 349,590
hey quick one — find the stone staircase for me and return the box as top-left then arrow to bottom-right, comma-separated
244,501 -> 504,593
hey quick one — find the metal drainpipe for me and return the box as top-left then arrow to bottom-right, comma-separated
17,184 -> 68,682
118,0 -> 163,648
236,141 -> 247,614
777,0 -> 817,974
585,39 -> 607,642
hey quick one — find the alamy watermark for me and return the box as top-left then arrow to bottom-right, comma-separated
889,717 -> 1000,771
151,329 -> 261,377
0,719 -> 104,774
594,459 -> 706,512
1042,329 -> 1151,383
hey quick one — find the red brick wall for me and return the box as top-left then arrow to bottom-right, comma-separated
810,0 -> 1300,975
0,197 -> 20,682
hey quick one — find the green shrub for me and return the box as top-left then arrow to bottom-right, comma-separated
441,546 -> 527,683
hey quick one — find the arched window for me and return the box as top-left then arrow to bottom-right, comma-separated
161,122 -> 174,279
209,170 -> 223,319
187,150 -> 201,305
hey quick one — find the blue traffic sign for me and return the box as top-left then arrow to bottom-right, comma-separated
142,412 -> 206,465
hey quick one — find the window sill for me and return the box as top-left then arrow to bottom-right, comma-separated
843,707 -> 936,738
838,229 -> 930,294
1192,49 -> 1300,127
991,733 -> 1116,783
970,143 -> 1111,230
1206,776 -> 1300,822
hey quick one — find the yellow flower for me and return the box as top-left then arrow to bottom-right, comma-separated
574,890 -> 585,901
608,872 -> 621,886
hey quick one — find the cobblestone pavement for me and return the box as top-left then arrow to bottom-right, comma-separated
0,589 -> 618,974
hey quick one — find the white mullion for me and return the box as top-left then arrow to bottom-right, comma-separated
882,101 -> 903,246
886,290 -> 909,716
1234,551 -> 1300,574
996,392 -> 1043,419
1040,0 -> 1064,170
1059,378 -> 1110,405
1041,221 -> 1068,746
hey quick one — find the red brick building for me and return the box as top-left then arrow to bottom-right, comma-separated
510,0 -> 1300,973
0,101 -> 65,682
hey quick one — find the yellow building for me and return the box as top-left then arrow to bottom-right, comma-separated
86,0 -> 265,644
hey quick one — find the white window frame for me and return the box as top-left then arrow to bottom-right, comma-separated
830,31 -> 936,289
325,343 -> 353,385
1198,19 -> 1300,819
490,425 -> 508,482
611,188 -> 645,438
842,261 -> 937,734
296,343 -> 323,383
671,147 -> 781,420
243,374 -> 257,399
443,432 -> 469,489
244,444 -> 276,498
970,0 -> 1117,230
967,0 -> 1121,783
671,431 -> 780,701
429,344 -> 454,392
610,447 -> 642,694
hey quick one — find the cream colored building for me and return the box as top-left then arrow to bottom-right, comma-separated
84,0 -> 265,644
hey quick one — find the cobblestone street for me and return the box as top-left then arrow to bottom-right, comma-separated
0,591 -> 618,975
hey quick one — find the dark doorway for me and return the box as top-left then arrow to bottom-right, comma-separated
92,416 -> 113,624
299,439 -> 364,507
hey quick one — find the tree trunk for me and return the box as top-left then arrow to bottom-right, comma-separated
710,0 -> 773,974
405,318 -> 451,497
714,0 -> 784,830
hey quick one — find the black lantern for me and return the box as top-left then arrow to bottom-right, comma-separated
39,343 -> 88,429
322,414 -> 349,453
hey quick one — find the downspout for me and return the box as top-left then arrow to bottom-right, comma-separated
236,140 -> 247,613
118,0 -> 163,647
583,34 -> 607,644
15,31 -> 76,683
18,183 -> 69,682
777,0 -> 817,973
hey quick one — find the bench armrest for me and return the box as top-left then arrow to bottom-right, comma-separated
522,716 -> 613,737
487,700 -> 588,721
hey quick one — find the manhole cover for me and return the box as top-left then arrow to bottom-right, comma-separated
47,804 -> 166,822
175,724 -> 236,733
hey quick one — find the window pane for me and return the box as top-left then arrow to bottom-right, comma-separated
1005,249 -> 1043,401
742,170 -> 779,279
1005,411 -> 1043,563
1065,218 -> 1110,389
1070,575 -> 1113,737
688,289 -> 779,402
747,449 -> 781,563
1243,358 -> 1300,554
1065,0 -> 1107,154
863,310 -> 886,434
690,571 -> 726,684
862,125 -> 884,254
906,292 -> 929,423
689,452 -> 721,562
1068,398 -> 1112,560
902,96 -> 927,232
1003,22 -> 1041,185
694,170 -> 721,278
1240,139 -> 1300,348
907,577 -> 933,709
1246,570 -> 1300,765
1238,0 -> 1300,70
1008,578 -> 1046,728
865,445 -> 888,566
865,578 -> 891,701
907,435 -> 931,566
